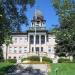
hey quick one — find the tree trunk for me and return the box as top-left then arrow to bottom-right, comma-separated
6,45 -> 8,62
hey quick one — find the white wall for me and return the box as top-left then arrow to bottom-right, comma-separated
3,33 -> 56,59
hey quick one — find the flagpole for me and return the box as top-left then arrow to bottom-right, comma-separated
34,8 -> 36,54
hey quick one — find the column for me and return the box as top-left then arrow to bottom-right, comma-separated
45,34 -> 47,54
34,35 -> 36,53
45,34 -> 46,44
28,34 -> 30,53
39,35 -> 41,53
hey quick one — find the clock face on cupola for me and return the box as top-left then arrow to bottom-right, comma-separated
30,10 -> 46,30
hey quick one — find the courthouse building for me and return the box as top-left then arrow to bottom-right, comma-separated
3,10 -> 56,60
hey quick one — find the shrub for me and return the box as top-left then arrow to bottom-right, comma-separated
73,55 -> 75,63
7,59 -> 17,63
0,72 -> 5,75
28,56 -> 40,61
22,56 -> 40,62
21,58 -> 28,62
58,58 -> 71,63
42,57 -> 52,63
22,56 -> 53,63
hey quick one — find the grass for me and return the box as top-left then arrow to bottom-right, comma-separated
0,62 -> 14,69
0,62 -> 14,74
49,63 -> 75,75
0,62 -> 75,75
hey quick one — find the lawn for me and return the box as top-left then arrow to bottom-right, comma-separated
0,62 -> 14,74
0,62 -> 75,75
49,63 -> 75,75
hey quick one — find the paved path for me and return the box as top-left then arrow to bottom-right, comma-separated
6,64 -> 48,75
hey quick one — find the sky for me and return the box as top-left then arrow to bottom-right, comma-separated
22,0 -> 59,31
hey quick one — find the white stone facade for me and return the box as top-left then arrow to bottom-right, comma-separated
2,10 -> 56,60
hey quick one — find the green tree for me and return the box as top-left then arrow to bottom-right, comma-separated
52,0 -> 75,56
0,0 -> 35,45
4,34 -> 12,61
0,0 -> 35,61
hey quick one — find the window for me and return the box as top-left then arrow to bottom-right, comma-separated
19,47 -> 22,49
36,47 -> 39,52
9,56 -> 11,59
41,35 -> 45,44
30,35 -> 34,44
24,47 -> 27,53
19,56 -> 21,58
36,47 -> 39,54
41,47 -> 43,52
36,35 -> 39,44
24,47 -> 27,48
14,38 -> 17,43
9,47 -> 12,53
19,50 -> 22,53
9,50 -> 12,53
49,48 -> 51,52
14,47 -> 17,53
14,56 -> 16,59
14,50 -> 16,53
32,47 -> 34,52
19,47 -> 22,53
25,37 -> 27,40
24,50 -> 27,53
36,24 -> 39,27
20,38 -> 22,40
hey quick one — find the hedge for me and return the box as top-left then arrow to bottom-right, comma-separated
42,56 -> 52,63
58,58 -> 71,63
27,56 -> 40,61
22,56 -> 52,63
7,59 -> 17,63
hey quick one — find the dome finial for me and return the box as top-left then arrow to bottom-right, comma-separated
35,9 -> 42,17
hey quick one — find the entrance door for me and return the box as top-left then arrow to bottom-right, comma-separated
36,47 -> 39,54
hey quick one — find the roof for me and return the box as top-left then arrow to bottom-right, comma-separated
10,30 -> 54,35
11,32 -> 27,35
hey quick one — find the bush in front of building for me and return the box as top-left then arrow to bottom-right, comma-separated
22,56 -> 40,62
28,56 -> 40,61
42,56 -> 52,63
21,58 -> 28,62
0,72 -> 5,75
58,58 -> 71,63
22,56 -> 53,63
72,55 -> 75,63
7,59 -> 17,63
